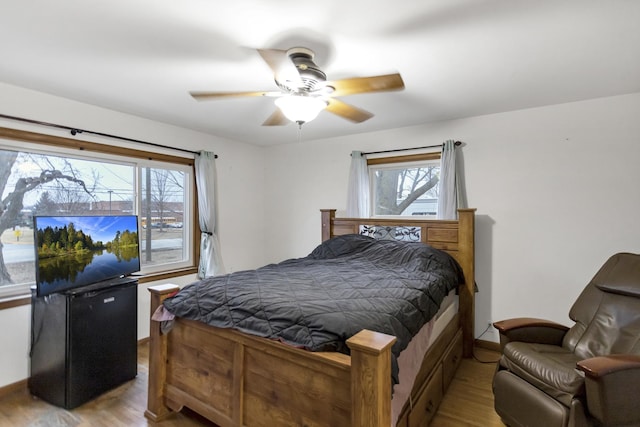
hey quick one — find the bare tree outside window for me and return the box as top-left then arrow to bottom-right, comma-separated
33,192 -> 57,216
0,151 -> 97,286
372,162 -> 440,216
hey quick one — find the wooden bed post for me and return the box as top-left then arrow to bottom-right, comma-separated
320,209 -> 336,242
456,209 -> 476,357
347,330 -> 397,427
145,284 -> 180,422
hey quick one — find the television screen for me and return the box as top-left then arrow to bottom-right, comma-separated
34,215 -> 140,297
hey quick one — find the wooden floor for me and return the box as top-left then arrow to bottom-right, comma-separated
431,347 -> 506,427
0,343 -> 505,427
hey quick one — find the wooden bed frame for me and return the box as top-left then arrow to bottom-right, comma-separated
146,209 -> 475,427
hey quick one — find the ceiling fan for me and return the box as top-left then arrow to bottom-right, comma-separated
189,47 -> 405,127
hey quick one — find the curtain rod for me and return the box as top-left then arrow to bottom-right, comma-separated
0,113 -> 217,158
360,140 -> 461,156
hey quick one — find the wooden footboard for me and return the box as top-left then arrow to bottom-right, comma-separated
146,284 -> 396,426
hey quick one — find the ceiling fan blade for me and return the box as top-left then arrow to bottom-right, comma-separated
257,48 -> 303,89
190,90 -> 281,100
325,73 -> 405,97
262,108 -> 289,126
325,98 -> 374,123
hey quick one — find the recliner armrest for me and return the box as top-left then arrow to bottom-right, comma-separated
493,317 -> 569,350
576,355 -> 640,426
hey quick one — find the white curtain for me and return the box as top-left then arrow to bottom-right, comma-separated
346,150 -> 370,217
437,140 -> 459,220
195,151 -> 225,278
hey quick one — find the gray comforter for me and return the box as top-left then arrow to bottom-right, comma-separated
163,234 -> 464,383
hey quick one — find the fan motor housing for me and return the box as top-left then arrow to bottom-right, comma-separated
287,47 -> 326,91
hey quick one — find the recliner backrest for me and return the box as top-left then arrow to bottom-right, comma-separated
562,252 -> 640,359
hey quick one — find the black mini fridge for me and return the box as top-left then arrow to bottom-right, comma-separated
29,277 -> 138,409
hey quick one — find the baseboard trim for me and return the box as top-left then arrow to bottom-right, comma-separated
475,339 -> 501,353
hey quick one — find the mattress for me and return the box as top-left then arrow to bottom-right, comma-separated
391,291 -> 458,426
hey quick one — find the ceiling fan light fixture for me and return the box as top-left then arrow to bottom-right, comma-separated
275,95 -> 328,125
190,47 -> 404,127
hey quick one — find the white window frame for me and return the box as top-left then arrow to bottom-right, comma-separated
137,159 -> 194,274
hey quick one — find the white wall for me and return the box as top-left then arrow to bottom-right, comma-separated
263,92 -> 640,342
0,82 -> 267,388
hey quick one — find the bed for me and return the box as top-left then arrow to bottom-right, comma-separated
145,208 -> 476,427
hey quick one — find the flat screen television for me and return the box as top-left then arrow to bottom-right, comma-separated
33,215 -> 140,297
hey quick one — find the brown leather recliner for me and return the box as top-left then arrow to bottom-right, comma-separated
492,252 -> 640,427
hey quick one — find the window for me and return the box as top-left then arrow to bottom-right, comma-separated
368,153 -> 441,217
140,165 -> 191,273
0,129 -> 195,300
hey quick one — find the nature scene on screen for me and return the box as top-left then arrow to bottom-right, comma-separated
34,215 -> 140,294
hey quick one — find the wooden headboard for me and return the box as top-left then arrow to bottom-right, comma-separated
320,208 -> 476,357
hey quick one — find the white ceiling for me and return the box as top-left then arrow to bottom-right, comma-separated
1,1 -> 639,146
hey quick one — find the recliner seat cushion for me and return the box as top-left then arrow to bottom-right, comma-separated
500,342 -> 584,407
